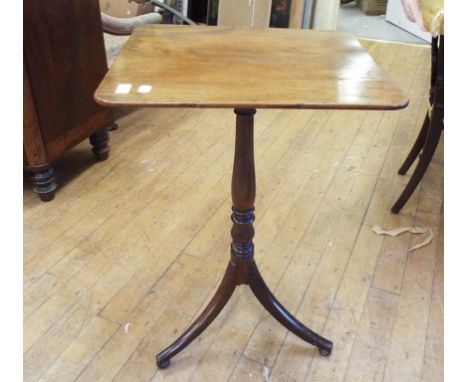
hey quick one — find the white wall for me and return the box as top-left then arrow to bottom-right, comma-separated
386,0 -> 431,42
312,0 -> 340,30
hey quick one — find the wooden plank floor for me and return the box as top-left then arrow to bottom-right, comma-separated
23,40 -> 443,382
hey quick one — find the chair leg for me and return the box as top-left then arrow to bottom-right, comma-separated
391,106 -> 443,214
398,113 -> 430,175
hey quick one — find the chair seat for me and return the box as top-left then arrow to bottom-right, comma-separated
421,0 -> 444,35
104,33 -> 130,67
401,0 -> 444,36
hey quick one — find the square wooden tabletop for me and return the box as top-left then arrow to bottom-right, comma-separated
95,25 -> 408,110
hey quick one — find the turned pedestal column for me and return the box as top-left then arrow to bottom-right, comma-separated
155,109 -> 332,369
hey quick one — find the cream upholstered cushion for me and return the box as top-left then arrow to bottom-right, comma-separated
401,0 -> 444,36
420,0 -> 444,35
401,1 -> 444,116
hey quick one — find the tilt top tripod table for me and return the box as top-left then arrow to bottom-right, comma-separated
95,25 -> 408,369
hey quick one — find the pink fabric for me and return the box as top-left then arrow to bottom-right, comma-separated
401,0 -> 444,35
400,0 -> 425,30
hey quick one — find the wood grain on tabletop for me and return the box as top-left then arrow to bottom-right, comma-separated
95,25 -> 408,110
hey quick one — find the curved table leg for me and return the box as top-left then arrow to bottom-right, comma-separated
156,262 -> 237,369
248,260 -> 333,356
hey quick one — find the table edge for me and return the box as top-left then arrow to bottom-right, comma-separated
94,93 -> 409,111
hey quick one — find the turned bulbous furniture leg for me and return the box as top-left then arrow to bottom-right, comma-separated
90,130 -> 110,161
155,108 -> 332,369
30,165 -> 57,202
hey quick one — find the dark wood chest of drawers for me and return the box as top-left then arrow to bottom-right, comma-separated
24,0 -> 114,201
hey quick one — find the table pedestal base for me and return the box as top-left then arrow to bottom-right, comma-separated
156,256 -> 332,369
156,108 -> 332,369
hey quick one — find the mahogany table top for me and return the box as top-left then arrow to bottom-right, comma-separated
95,25 -> 408,110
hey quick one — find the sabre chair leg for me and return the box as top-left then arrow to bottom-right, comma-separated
391,107 -> 443,214
248,260 -> 333,356
155,262 -> 237,369
398,113 -> 430,175
392,35 -> 443,214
